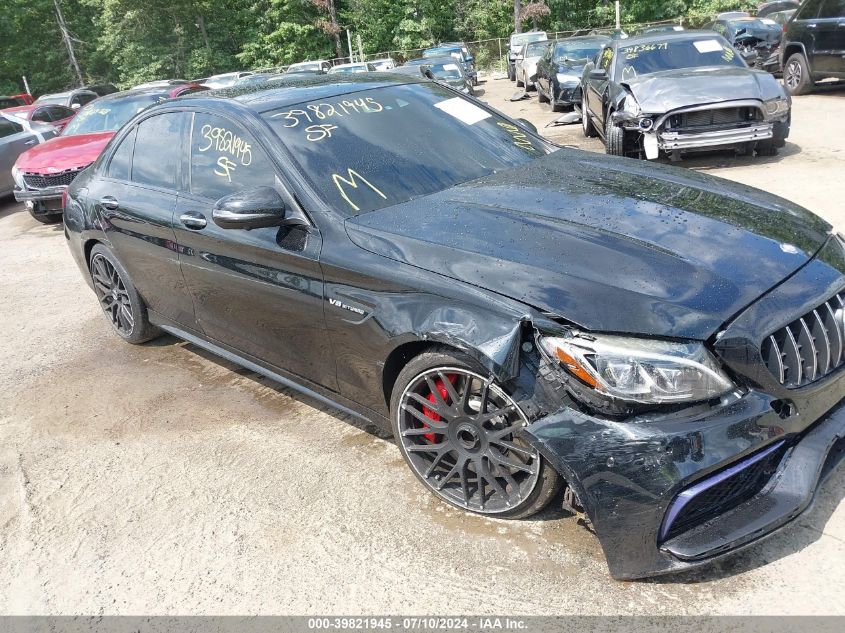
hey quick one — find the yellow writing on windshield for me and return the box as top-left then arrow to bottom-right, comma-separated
332,168 -> 387,212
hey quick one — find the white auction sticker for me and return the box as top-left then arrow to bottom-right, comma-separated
693,39 -> 724,53
434,97 -> 491,125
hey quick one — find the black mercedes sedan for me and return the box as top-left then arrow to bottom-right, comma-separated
63,74 -> 845,580
581,31 -> 791,160
535,35 -> 609,111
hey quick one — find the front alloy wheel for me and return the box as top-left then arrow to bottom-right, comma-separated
396,366 -> 549,516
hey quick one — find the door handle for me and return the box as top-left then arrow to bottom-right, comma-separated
99,196 -> 119,210
807,23 -> 818,28
24,139 -> 36,146
179,212 -> 207,230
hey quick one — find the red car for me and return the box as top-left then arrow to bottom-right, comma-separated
13,84 -> 208,223
2,103 -> 76,133
12,93 -> 35,105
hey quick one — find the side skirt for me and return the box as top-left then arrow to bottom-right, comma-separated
149,314 -> 391,431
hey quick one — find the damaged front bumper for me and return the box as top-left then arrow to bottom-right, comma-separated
613,100 -> 788,159
522,378 -> 845,579
14,185 -> 65,215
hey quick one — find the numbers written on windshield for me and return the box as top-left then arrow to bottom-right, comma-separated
270,97 -> 384,143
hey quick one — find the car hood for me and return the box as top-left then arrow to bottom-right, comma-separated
621,66 -> 783,113
345,149 -> 830,340
14,131 -> 114,173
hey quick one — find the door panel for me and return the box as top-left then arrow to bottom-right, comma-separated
0,119 -> 36,193
174,111 -> 336,389
814,0 -> 845,73
94,113 -> 196,326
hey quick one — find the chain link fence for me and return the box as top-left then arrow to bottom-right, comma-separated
317,17 -> 686,73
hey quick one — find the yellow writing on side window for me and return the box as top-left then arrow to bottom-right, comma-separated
331,169 -> 387,212
198,124 -> 253,166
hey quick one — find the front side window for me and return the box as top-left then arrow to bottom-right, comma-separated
108,126 -> 136,181
599,46 -> 614,71
797,0 -> 824,18
263,83 -> 552,216
71,93 -> 96,108
819,0 -> 845,18
131,113 -> 184,189
31,108 -> 51,123
189,113 -> 275,200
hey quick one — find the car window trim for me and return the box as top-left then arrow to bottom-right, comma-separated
126,111 -> 187,194
184,107 -> 312,227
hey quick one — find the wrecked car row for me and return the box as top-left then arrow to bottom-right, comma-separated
60,74 -> 845,580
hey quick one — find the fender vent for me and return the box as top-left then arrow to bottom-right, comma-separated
761,291 -> 845,388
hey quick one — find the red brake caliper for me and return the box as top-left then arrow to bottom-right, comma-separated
422,373 -> 457,443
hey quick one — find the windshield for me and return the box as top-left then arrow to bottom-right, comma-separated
511,33 -> 545,47
35,95 -> 66,105
290,62 -> 321,72
62,94 -> 164,136
616,37 -> 745,79
553,40 -> 605,62
428,62 -> 463,79
263,83 -> 551,216
423,48 -> 462,60
330,65 -> 367,74
524,41 -> 549,57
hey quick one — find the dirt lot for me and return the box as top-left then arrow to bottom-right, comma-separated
0,79 -> 844,616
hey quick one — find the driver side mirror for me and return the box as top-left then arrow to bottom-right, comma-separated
589,68 -> 608,80
213,186 -> 287,230
71,103 -> 81,109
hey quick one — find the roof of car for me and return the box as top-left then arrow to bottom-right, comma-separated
552,34 -> 611,43
179,73 -> 423,112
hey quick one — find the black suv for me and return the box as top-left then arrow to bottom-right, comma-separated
781,0 -> 845,94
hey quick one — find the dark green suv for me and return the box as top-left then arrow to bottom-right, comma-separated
781,0 -> 845,94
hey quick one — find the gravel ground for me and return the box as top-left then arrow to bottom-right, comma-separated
0,77 -> 843,616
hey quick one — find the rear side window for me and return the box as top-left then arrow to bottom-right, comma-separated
108,126 -> 136,181
189,112 -> 275,200
819,0 -> 845,17
47,106 -> 74,121
31,108 -> 51,123
131,113 -> 184,189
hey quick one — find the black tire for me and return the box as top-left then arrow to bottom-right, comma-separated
88,244 -> 160,344
783,52 -> 812,96
581,106 -> 598,138
605,117 -> 626,156
390,348 -> 562,519
756,140 -> 779,156
507,63 -> 515,82
28,209 -> 62,224
515,69 -> 524,88
537,85 -> 549,104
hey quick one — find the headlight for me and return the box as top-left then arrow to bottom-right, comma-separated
11,166 -> 25,189
764,97 -> 789,117
539,333 -> 734,404
555,73 -> 579,85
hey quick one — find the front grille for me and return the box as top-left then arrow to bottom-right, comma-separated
666,107 -> 762,131
22,169 -> 80,189
761,291 -> 845,387
661,442 -> 786,541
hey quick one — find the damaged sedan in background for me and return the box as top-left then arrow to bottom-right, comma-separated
581,31 -> 791,159
64,74 -> 845,580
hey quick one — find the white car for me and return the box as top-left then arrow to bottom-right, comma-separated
286,60 -> 332,75
369,58 -> 396,71
515,40 -> 551,90
199,72 -> 254,89
508,31 -> 547,81
327,62 -> 376,74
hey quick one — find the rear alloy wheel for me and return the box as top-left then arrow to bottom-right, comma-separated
783,53 -> 812,96
392,352 -> 561,518
89,244 -> 160,344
